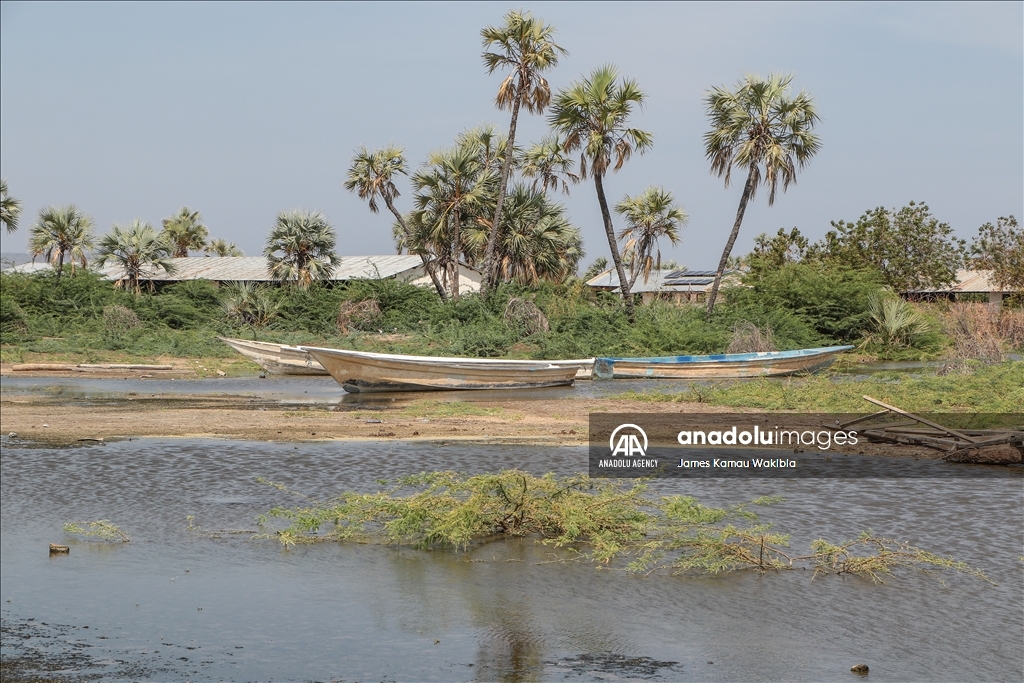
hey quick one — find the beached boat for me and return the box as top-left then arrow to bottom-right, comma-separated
219,337 -> 328,376
300,346 -> 582,392
592,346 -> 854,380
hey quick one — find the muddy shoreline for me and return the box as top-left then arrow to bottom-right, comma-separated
0,390 -> 955,459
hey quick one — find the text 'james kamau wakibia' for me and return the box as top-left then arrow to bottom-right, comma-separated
596,457 -> 798,469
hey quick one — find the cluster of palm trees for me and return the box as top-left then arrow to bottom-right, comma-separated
1,190 -> 243,292
3,11 -> 821,311
343,10 -> 820,315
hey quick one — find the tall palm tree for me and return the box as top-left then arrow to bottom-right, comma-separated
204,238 -> 244,257
161,206 -> 208,257
345,145 -> 447,299
411,146 -> 494,299
703,73 -> 821,313
464,184 -> 583,285
264,210 -> 340,289
480,9 -> 567,294
28,205 -> 96,280
95,220 -> 176,294
549,65 -> 652,318
520,135 -> 578,195
615,187 -> 687,289
1,179 -> 23,233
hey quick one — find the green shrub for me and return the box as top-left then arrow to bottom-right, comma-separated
726,263 -> 885,342
0,295 -> 28,336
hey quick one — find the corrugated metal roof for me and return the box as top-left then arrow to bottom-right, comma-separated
907,269 -> 1016,294
4,255 -> 440,283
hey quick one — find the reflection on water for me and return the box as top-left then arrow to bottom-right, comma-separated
1,437 -> 1021,682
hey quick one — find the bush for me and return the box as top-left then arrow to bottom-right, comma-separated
727,263 -> 885,342
102,305 -> 142,338
0,295 -> 28,336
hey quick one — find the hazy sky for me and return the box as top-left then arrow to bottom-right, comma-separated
2,1 -> 1021,270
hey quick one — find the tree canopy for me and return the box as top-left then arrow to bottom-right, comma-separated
969,215 -> 1022,291
815,202 -> 965,291
549,65 -> 652,317
1,179 -> 23,233
703,73 -> 820,313
264,210 -> 340,289
29,205 -> 96,280
95,219 -> 176,294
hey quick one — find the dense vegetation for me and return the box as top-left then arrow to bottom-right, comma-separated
2,260 -> 1020,367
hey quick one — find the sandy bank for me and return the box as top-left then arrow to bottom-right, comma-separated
0,391 -> 957,460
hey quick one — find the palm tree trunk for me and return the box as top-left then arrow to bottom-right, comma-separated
56,250 -> 65,282
385,197 -> 447,300
481,73 -> 524,298
450,211 -> 461,301
706,164 -> 758,315
594,173 -> 635,320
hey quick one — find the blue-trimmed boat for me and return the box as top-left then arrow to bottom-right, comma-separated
592,346 -> 854,380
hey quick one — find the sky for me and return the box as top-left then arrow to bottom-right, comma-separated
1,1 -> 1021,271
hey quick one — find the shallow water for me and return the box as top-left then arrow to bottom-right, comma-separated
0,373 -> 690,405
1,437 -> 1021,682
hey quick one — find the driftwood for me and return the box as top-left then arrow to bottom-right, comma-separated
12,363 -> 174,372
832,396 -> 1024,464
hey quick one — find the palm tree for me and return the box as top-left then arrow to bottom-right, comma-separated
411,146 -> 494,299
161,206 -> 208,257
480,9 -> 567,294
615,187 -> 687,289
703,73 -> 821,313
345,146 -> 447,299
464,185 -> 583,285
28,205 -> 96,280
549,65 -> 652,318
1,179 -> 23,233
520,135 -> 578,195
204,238 -> 244,257
94,220 -> 176,294
264,210 -> 340,289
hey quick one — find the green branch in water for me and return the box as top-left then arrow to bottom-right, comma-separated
255,470 -> 989,583
62,520 -> 131,543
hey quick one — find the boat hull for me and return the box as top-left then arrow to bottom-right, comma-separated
593,346 -> 854,380
301,347 -> 579,393
219,337 -> 328,376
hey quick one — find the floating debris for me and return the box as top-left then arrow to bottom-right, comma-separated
832,396 -> 1023,464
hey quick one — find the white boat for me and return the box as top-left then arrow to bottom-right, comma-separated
300,346 -> 582,393
219,337 -> 328,376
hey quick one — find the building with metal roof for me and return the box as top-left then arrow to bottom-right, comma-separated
585,268 -> 738,304
904,269 -> 1018,307
3,255 -> 482,294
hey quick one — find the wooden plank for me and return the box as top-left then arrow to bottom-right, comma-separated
861,395 -> 978,443
77,364 -> 174,370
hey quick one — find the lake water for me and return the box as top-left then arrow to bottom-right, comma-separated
1,436 -> 1021,682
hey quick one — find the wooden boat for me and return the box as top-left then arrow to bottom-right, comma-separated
219,337 -> 328,376
592,345 -> 854,380
300,346 -> 581,392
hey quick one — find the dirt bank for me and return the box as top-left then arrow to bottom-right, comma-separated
0,391 -> 954,459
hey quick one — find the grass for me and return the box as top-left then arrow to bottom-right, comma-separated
398,401 -> 509,419
615,361 -> 1024,413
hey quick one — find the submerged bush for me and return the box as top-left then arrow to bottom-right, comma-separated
255,470 -> 987,582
